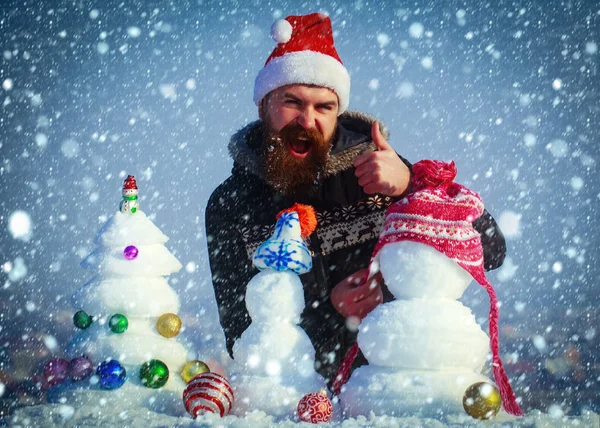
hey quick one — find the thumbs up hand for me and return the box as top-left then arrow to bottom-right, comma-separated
353,122 -> 411,197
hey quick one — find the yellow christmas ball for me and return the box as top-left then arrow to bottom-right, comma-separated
156,313 -> 182,338
181,360 -> 210,383
463,381 -> 502,420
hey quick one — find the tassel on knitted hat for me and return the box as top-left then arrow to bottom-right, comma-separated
334,160 -> 523,416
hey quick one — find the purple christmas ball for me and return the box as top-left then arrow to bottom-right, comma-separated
43,358 -> 70,387
123,245 -> 139,260
69,356 -> 94,381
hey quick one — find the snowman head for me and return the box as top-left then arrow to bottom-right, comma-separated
245,270 -> 305,323
122,188 -> 138,197
378,241 -> 473,299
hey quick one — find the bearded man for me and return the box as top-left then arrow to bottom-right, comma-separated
205,13 -> 506,386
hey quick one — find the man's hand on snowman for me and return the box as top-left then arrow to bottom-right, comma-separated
353,122 -> 411,197
330,268 -> 383,320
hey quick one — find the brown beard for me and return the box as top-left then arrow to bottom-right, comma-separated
260,122 -> 333,198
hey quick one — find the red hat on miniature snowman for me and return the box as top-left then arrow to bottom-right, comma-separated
122,175 -> 138,197
122,175 -> 138,191
254,12 -> 351,114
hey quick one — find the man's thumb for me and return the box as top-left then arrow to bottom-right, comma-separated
372,122 -> 391,151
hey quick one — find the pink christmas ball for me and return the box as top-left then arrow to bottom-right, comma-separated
123,245 -> 139,260
43,358 -> 70,387
69,356 -> 94,381
297,391 -> 333,423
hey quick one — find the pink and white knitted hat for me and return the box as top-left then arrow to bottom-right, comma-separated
254,12 -> 351,114
370,159 -> 523,416
370,160 -> 486,279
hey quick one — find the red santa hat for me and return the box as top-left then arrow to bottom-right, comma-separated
254,13 -> 351,114
369,160 -> 523,416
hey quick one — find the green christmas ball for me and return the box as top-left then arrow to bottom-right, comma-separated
140,359 -> 169,389
109,313 -> 128,334
73,310 -> 93,329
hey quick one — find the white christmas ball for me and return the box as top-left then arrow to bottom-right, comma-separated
270,19 -> 292,43
379,242 -> 473,299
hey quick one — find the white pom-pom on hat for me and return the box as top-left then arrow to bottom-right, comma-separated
270,19 -> 293,44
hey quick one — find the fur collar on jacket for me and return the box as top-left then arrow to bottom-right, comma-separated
227,110 -> 389,180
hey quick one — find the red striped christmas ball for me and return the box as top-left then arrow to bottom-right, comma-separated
183,372 -> 234,418
297,391 -> 333,423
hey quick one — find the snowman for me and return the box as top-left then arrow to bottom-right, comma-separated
337,160 -> 522,418
119,175 -> 139,213
229,204 -> 328,417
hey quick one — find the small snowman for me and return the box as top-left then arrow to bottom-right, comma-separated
119,175 -> 139,213
229,204 -> 328,417
336,160 -> 523,418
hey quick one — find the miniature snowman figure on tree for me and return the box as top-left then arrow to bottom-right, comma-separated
336,160 -> 523,420
119,175 -> 139,213
229,204 -> 328,418
51,175 -> 195,416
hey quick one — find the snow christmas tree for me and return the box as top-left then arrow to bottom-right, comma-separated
229,204 -> 328,418
48,175 -> 193,416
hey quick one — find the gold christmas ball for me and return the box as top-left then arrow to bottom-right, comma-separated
156,313 -> 182,338
181,360 -> 210,383
463,381 -> 502,420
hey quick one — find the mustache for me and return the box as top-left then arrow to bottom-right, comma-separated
268,123 -> 325,148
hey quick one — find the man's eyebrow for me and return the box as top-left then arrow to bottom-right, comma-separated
317,100 -> 338,107
282,92 -> 337,107
283,92 -> 302,101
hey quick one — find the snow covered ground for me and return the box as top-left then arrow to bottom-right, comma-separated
8,404 -> 599,428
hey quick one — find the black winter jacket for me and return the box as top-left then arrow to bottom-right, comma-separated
205,111 -> 506,385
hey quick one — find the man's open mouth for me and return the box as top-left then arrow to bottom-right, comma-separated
287,139 -> 312,158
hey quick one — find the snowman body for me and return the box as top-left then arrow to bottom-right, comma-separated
340,241 -> 491,418
120,188 -> 139,213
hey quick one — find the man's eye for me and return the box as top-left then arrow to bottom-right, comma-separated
284,99 -> 299,105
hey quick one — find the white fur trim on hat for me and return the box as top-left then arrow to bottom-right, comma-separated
254,50 -> 351,114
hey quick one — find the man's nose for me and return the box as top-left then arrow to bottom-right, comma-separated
297,108 -> 316,129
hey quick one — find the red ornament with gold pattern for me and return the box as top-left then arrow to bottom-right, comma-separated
297,390 -> 333,423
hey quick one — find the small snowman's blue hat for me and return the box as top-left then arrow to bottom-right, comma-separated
252,204 -> 317,275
